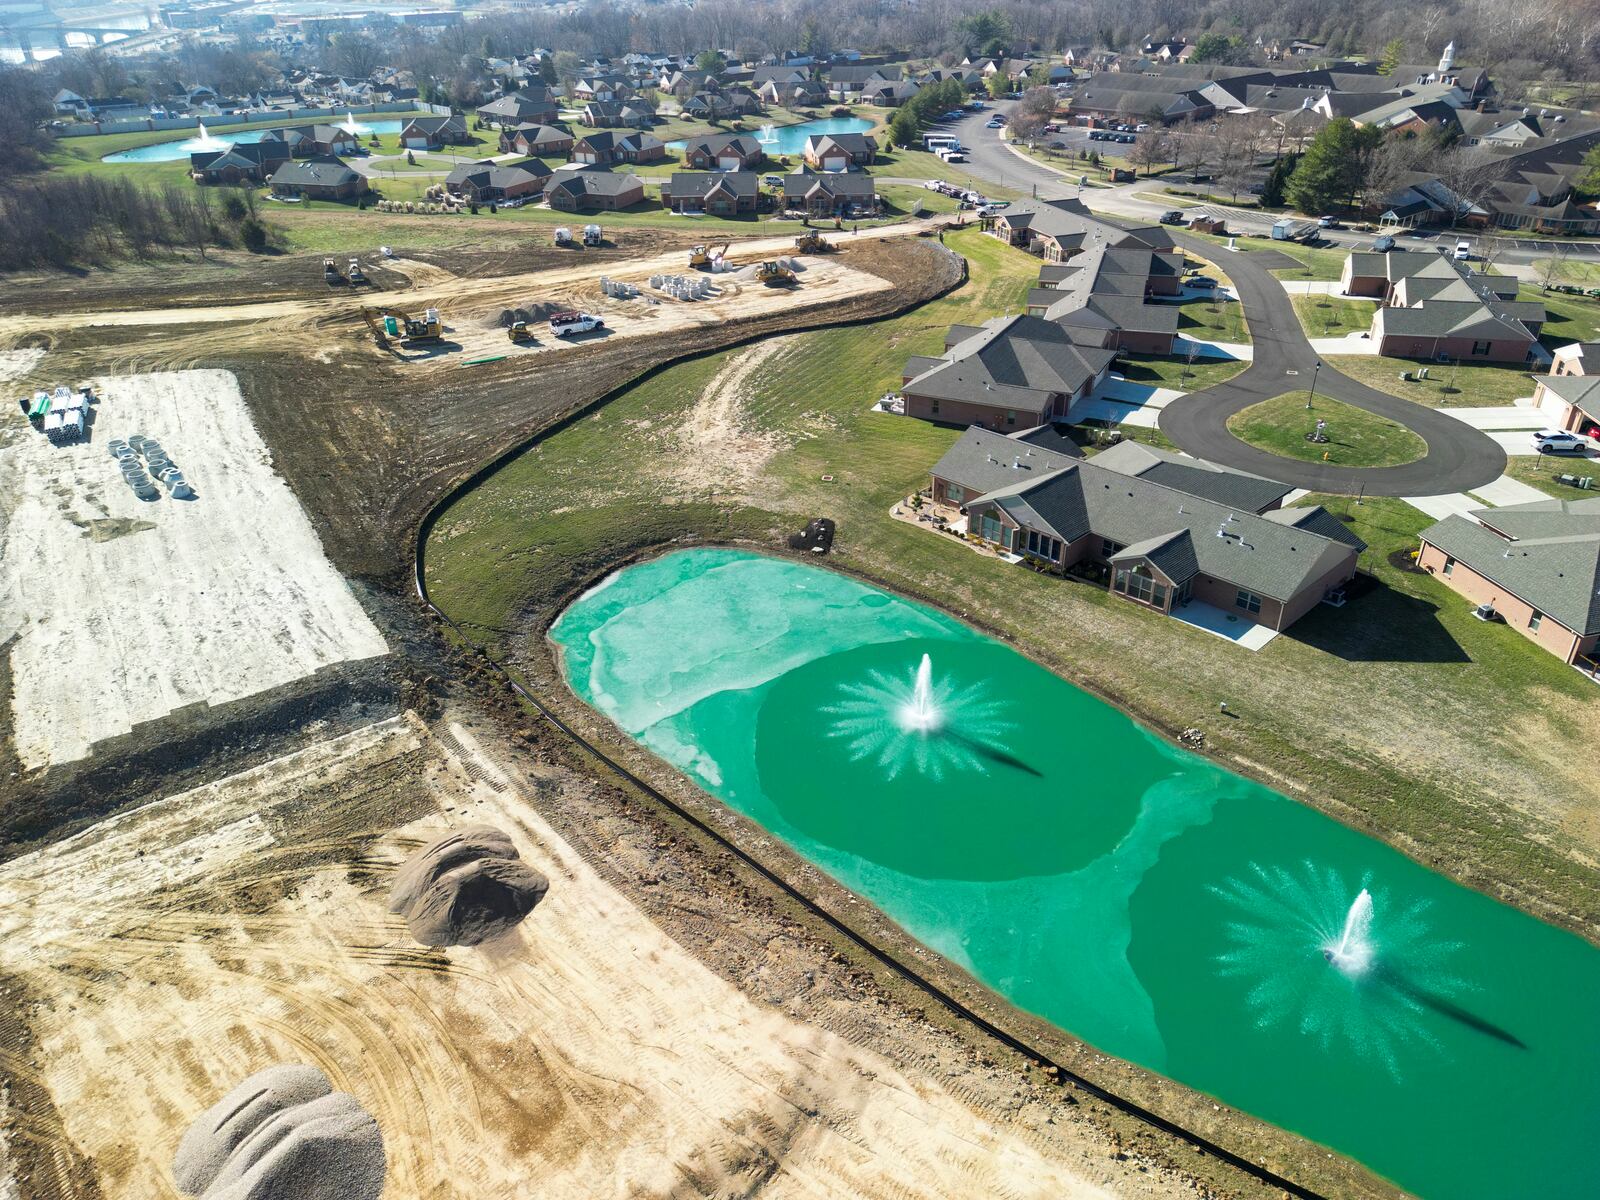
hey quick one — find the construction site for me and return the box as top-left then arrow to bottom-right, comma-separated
0,214 -> 1395,1200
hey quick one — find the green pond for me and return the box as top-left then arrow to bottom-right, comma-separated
550,547 -> 1600,1199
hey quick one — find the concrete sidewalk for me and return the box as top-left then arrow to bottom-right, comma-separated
1173,335 -> 1251,361
1470,474 -> 1552,507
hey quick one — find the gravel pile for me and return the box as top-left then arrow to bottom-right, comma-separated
173,1065 -> 384,1200
388,825 -> 549,947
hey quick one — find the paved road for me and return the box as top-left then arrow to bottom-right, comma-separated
947,108 -> 1510,495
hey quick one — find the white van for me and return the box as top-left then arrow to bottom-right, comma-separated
1453,239 -> 1472,261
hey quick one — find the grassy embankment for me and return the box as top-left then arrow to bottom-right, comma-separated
1227,392 -> 1426,468
425,225 -> 1600,933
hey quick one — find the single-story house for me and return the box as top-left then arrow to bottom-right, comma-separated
760,79 -> 827,107
935,433 -> 1357,633
399,113 -> 472,150
268,124 -> 359,157
860,79 -> 921,106
1532,372 -> 1600,437
1418,499 -> 1600,666
476,91 -> 558,127
802,132 -> 878,171
901,314 -> 1114,428
498,122 -> 574,156
268,155 -> 370,201
571,131 -> 619,165
545,167 -> 646,212
781,171 -> 878,216
663,171 -> 760,214
443,158 -> 551,203
573,75 -> 632,102
1342,250 -> 1543,363
189,140 -> 289,184
581,100 -> 656,129
680,133 -> 764,171
1550,341 -> 1600,377
614,132 -> 667,164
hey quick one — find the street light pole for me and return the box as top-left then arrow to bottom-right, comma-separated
1306,360 -> 1321,409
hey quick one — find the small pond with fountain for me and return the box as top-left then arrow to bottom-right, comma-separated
102,112 -> 404,163
551,547 -> 1600,1200
665,115 -> 874,160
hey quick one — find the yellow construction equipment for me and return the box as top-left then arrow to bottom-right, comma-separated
362,305 -> 442,346
507,320 -> 536,344
794,230 -> 830,253
689,240 -> 731,269
756,260 -> 797,286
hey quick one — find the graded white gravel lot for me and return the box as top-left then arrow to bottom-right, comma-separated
0,369 -> 387,770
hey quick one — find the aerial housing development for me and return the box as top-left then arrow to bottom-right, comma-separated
6,6 -> 1600,1200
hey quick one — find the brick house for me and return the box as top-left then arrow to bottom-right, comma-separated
802,132 -> 878,171
399,114 -> 471,150
545,167 -> 646,212
680,133 -> 764,171
268,156 -> 370,201
663,171 -> 760,214
1418,499 -> 1600,667
1341,250 -> 1544,363
498,123 -> 574,156
780,171 -> 877,216
935,434 -> 1358,634
443,158 -> 550,203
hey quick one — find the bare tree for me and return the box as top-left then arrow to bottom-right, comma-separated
1129,129 -> 1173,176
1540,241 -> 1570,293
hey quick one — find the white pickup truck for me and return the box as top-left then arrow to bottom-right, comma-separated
549,311 -> 605,338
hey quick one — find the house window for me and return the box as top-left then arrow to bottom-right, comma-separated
1006,410 -> 1017,426
980,514 -> 1002,544
1101,538 -> 1123,558
1471,340 -> 1492,356
945,483 -> 965,504
930,399 -> 940,415
1114,566 -> 1167,607
1236,589 -> 1262,615
1442,555 -> 1455,576
1530,609 -> 1544,632
1025,530 -> 1061,562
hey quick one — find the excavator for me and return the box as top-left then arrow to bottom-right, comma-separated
755,261 -> 797,287
361,306 -> 443,348
793,230 -> 830,253
688,241 -> 731,270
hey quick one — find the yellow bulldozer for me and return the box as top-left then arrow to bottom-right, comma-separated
756,260 -> 797,287
507,320 -> 536,344
689,241 -> 731,270
793,230 -> 830,253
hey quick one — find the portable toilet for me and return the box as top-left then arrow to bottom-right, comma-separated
384,315 -> 400,337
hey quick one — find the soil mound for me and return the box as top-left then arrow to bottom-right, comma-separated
388,825 -> 549,946
174,1065 -> 384,1200
489,301 -> 565,330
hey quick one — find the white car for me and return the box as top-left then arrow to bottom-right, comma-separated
924,179 -> 942,190
1454,240 -> 1473,260
1532,429 -> 1588,454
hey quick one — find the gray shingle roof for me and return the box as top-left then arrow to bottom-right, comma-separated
905,315 -> 1113,413
1422,500 -> 1600,634
1111,528 -> 1200,583
1090,440 -> 1294,512
929,426 -> 1083,496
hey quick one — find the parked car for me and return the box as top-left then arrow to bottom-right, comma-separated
1117,133 -> 1136,143
1454,239 -> 1473,260
763,175 -> 784,187
986,118 -> 1004,128
1372,235 -> 1397,252
1404,228 -> 1435,239
1317,215 -> 1342,228
1185,275 -> 1217,289
924,179 -> 942,190
1135,123 -> 1150,132
1533,429 -> 1589,454
1159,210 -> 1185,224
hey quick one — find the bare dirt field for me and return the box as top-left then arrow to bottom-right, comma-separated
0,369 -> 387,770
0,710 -> 1173,1200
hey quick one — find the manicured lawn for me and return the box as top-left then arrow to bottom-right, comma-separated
1179,230 -> 1350,282
1292,294 -> 1378,338
1526,286 -> 1600,348
1227,391 -> 1426,467
1495,453 -> 1600,499
1530,258 -> 1600,287
1174,292 -> 1247,342
1324,354 -> 1538,407
1117,352 -> 1248,391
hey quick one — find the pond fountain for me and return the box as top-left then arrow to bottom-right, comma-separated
1324,888 -> 1376,976
190,121 -> 225,152
757,121 -> 778,145
340,110 -> 371,137
550,547 -> 1600,1200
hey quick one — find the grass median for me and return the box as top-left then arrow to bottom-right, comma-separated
1227,391 -> 1426,467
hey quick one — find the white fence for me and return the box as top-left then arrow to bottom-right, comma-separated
57,101 -> 441,138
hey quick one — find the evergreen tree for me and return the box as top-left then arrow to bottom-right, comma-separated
1284,119 -> 1379,213
1260,153 -> 1298,207
1378,38 -> 1404,76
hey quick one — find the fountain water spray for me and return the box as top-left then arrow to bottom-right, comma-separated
758,122 -> 778,145
191,121 -> 225,151
1323,888 -> 1375,976
341,110 -> 369,137
897,653 -> 941,734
